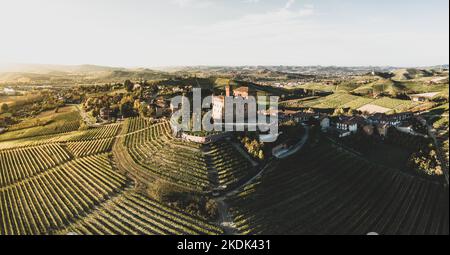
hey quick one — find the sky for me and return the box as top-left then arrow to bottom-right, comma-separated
0,0 -> 448,67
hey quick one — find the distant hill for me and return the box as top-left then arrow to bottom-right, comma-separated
392,68 -> 436,80
0,64 -> 171,84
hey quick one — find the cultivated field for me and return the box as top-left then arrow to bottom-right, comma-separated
115,117 -> 256,192
284,93 -> 424,112
0,118 -> 225,235
228,140 -> 449,235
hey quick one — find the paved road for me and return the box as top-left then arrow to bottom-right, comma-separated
275,125 -> 310,159
212,127 -> 310,234
230,142 -> 259,167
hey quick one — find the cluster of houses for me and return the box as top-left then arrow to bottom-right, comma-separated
208,84 -> 425,139
271,109 -> 421,138
1,87 -> 16,96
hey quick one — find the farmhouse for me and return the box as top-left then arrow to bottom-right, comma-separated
99,107 -> 112,120
3,87 -> 16,96
377,123 -> 390,137
233,86 -> 257,99
368,112 -> 413,126
152,98 -> 170,118
330,116 -> 366,138
335,116 -> 364,132
409,92 -> 440,102
319,116 -> 330,131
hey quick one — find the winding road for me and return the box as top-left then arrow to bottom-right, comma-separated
213,125 -> 310,234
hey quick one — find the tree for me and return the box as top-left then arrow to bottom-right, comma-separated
124,80 -> 134,92
205,199 -> 218,220
1,103 -> 8,113
138,102 -> 150,118
348,108 -> 355,116
333,108 -> 345,116
258,150 -> 265,160
119,98 -> 134,117
78,120 -> 89,131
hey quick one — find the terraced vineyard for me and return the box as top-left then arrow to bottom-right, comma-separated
0,118 -> 225,235
208,141 -> 255,188
59,190 -> 223,235
117,119 -> 211,191
2,113 -> 446,235
227,140 -> 449,235
117,117 -> 258,192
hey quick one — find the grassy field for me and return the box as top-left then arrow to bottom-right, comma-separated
1,94 -> 43,107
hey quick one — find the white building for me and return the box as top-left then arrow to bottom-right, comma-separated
3,88 -> 16,95
336,120 -> 358,133
320,116 -> 330,131
212,96 -> 225,120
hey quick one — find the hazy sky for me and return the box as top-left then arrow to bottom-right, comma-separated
0,0 -> 448,67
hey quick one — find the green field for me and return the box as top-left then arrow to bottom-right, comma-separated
283,93 -> 423,112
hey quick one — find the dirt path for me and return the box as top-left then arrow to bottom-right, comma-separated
216,198 -> 239,235
230,142 -> 259,167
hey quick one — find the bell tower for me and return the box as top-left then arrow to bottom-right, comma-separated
225,80 -> 231,97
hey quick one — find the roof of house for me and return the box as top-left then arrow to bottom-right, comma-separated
336,116 -> 366,126
369,112 -> 412,122
233,86 -> 257,94
410,92 -> 440,98
377,123 -> 390,129
233,86 -> 250,92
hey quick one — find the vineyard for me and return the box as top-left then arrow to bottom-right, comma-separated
0,109 -> 81,142
59,190 -> 223,235
227,140 -> 449,235
208,141 -> 256,188
284,93 -> 423,113
0,154 -> 128,234
0,143 -> 72,186
1,113 -> 447,235
117,117 -> 256,192
0,118 -> 226,235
